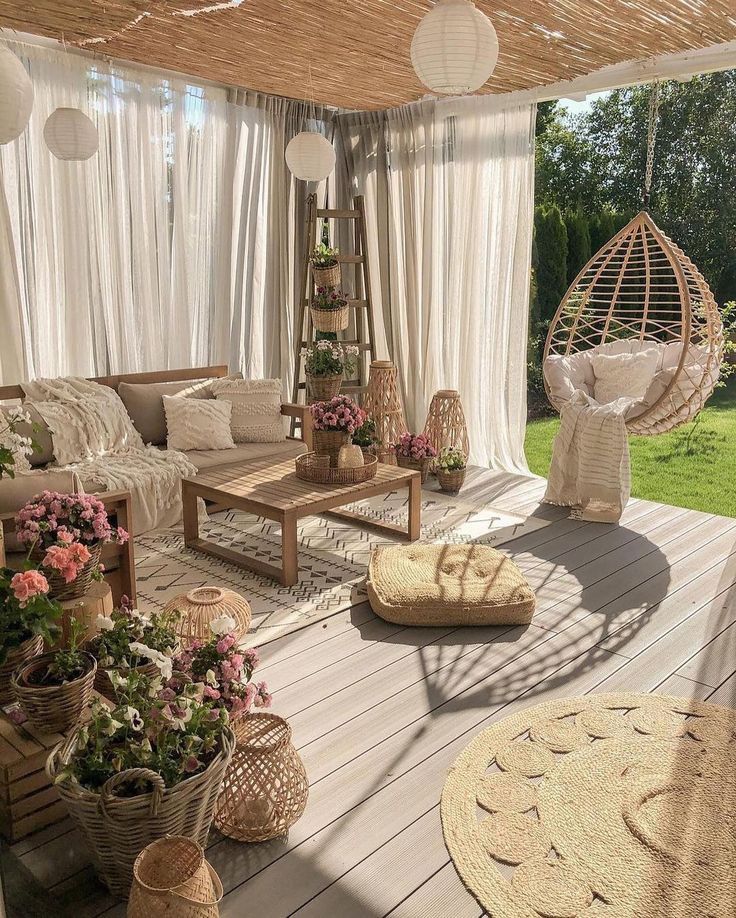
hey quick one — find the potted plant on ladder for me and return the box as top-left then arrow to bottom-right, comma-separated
302,340 -> 359,402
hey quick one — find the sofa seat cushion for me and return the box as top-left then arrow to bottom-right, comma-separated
184,438 -> 306,472
367,544 -> 536,627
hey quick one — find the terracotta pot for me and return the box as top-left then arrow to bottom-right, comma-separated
12,651 -> 96,734
396,455 -> 431,484
306,372 -> 342,402
312,262 -> 341,289
313,430 -> 350,468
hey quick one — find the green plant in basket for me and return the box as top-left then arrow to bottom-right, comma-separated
34,617 -> 90,686
87,596 -> 179,676
0,565 -> 60,664
312,287 -> 348,311
301,340 -> 358,377
436,447 -> 467,472
352,418 -> 377,448
310,240 -> 339,269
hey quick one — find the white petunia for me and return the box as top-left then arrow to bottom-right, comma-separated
123,706 -> 143,730
209,614 -> 237,636
206,669 -> 217,686
96,614 -> 114,632
129,642 -> 173,681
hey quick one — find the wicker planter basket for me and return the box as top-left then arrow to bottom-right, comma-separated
12,652 -> 96,734
93,659 -> 163,702
437,467 -> 467,493
312,262 -> 341,289
32,542 -> 103,601
310,304 -> 349,333
295,452 -> 377,485
164,587 -> 251,646
312,429 -> 350,467
306,372 -> 342,402
47,726 -> 235,896
215,714 -> 308,843
0,634 -> 44,705
396,455 -> 432,484
128,836 -> 223,918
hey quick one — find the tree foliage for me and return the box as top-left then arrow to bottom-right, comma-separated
534,205 -> 568,324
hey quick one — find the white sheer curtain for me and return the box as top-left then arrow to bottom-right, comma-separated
337,97 -> 536,472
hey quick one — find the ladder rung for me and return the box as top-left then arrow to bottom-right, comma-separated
342,384 -> 368,394
337,254 -> 364,264
316,208 -> 360,219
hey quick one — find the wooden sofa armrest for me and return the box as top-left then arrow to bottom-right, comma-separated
281,403 -> 313,449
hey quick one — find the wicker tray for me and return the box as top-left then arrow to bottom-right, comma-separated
295,451 -> 378,485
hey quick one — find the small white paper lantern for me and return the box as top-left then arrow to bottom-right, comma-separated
43,107 -> 99,161
411,0 -> 499,95
0,46 -> 33,144
285,131 -> 335,182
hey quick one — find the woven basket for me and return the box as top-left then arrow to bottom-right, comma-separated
32,542 -> 103,601
164,587 -> 251,647
128,836 -> 223,918
312,262 -> 341,288
215,714 -> 308,843
306,372 -> 342,402
47,727 -> 235,896
312,429 -> 350,467
396,455 -> 431,484
437,467 -> 466,493
310,304 -> 349,333
94,660 -> 163,702
295,452 -> 377,485
0,634 -> 44,705
12,652 -> 96,734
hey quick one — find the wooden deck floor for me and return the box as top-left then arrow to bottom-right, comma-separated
4,467 -> 736,917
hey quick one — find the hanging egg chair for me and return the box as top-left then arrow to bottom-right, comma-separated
543,87 -> 724,436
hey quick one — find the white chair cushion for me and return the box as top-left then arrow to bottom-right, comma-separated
163,395 -> 236,451
591,349 -> 659,405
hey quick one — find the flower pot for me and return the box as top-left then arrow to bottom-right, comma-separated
93,659 -> 164,702
47,727 -> 235,896
306,372 -> 343,402
0,634 -> 44,705
396,455 -> 431,484
310,304 -> 349,333
437,467 -> 467,493
337,443 -> 364,469
312,262 -> 341,289
312,430 -> 350,468
32,542 -> 103,601
12,651 -> 96,734
128,836 -> 223,918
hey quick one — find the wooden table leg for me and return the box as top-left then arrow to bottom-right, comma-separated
182,481 -> 200,546
408,472 -> 421,541
281,513 -> 299,587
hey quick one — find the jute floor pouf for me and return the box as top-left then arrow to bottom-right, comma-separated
441,692 -> 736,918
366,544 -> 535,626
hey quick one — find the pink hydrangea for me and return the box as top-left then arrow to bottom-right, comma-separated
14,491 -> 128,551
394,432 -> 437,461
310,396 -> 366,435
10,569 -> 49,606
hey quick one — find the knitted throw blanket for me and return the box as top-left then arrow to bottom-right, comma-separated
21,377 -> 197,533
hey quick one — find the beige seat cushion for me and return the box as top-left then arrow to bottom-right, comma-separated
367,544 -> 535,626
184,438 -> 306,471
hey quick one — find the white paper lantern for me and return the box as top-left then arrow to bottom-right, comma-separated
0,46 -> 33,144
285,131 -> 335,182
411,0 -> 499,95
43,108 -> 99,161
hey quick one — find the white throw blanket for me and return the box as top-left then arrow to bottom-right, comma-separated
543,391 -> 631,523
21,377 -> 197,533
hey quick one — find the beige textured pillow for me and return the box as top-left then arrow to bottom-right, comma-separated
211,379 -> 285,443
163,396 -> 236,451
591,349 -> 659,405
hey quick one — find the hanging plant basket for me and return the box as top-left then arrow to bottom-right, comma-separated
310,304 -> 349,333
312,262 -> 341,288
306,372 -> 343,402
0,634 -> 44,705
32,542 -> 103,601
12,652 -> 96,734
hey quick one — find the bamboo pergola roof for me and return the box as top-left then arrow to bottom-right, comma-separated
1,2 -> 735,110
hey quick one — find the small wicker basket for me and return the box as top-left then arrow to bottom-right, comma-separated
312,429 -> 350,467
0,634 -> 44,705
306,372 -> 342,402
295,452 -> 378,485
312,262 -> 341,288
12,652 -> 96,734
128,836 -> 223,918
310,304 -> 349,333
164,587 -> 251,647
396,455 -> 431,484
437,467 -> 467,493
32,542 -> 103,601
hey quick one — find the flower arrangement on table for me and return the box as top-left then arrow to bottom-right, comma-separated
310,287 -> 350,332
435,447 -> 468,493
393,433 -> 437,483
0,406 -> 39,479
310,396 -> 366,436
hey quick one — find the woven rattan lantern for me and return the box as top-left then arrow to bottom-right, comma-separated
411,0 -> 499,95
363,360 -> 408,465
128,836 -> 222,918
43,107 -> 98,161
0,46 -> 33,144
164,587 -> 251,645
423,389 -> 469,456
285,131 -> 335,182
214,713 -> 308,843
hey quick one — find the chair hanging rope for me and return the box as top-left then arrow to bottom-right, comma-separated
543,83 -> 724,437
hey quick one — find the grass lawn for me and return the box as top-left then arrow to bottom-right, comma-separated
525,376 -> 736,519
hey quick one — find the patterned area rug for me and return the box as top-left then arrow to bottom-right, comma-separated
135,486 -> 551,645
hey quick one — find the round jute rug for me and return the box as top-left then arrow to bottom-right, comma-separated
441,692 -> 736,918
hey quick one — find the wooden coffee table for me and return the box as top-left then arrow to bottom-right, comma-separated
181,457 -> 421,586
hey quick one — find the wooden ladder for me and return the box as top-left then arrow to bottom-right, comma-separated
289,192 -> 378,436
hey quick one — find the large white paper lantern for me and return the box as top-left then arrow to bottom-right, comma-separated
411,0 -> 499,95
43,108 -> 99,161
0,46 -> 33,144
285,131 -> 335,182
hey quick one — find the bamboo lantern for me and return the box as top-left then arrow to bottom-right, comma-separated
164,587 -> 251,646
362,360 -> 407,465
214,714 -> 308,843
423,389 -> 469,457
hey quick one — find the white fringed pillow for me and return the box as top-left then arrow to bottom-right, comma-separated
211,378 -> 285,443
591,349 -> 659,405
163,396 -> 236,451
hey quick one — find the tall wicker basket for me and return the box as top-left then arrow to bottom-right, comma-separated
363,361 -> 407,465
422,389 -> 469,458
47,727 -> 235,896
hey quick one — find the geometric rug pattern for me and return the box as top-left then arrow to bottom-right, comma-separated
135,487 -> 551,645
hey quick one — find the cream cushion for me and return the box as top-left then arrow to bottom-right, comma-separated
163,396 -> 236,451
367,544 -> 536,626
211,378 -> 285,443
591,349 -> 659,404
183,438 -> 306,471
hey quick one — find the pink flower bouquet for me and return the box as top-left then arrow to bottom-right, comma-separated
310,395 -> 366,436
394,432 -> 437,461
16,491 -> 129,552
0,565 -> 60,664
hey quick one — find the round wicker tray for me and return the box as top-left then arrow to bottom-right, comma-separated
295,451 -> 378,485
